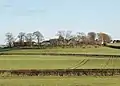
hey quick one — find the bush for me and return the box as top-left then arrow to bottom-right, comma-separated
1,72 -> 12,77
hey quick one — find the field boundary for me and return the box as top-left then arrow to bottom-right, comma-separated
1,52 -> 120,58
1,69 -> 120,76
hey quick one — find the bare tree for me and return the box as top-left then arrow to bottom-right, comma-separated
76,32 -> 83,41
76,32 -> 87,44
18,32 -> 25,46
65,31 -> 72,40
87,32 -> 96,44
25,33 -> 34,47
33,31 -> 44,48
68,35 -> 77,47
97,32 -> 112,45
56,31 -> 65,46
5,32 -> 14,48
56,30 -> 65,38
56,30 -> 72,39
56,30 -> 72,47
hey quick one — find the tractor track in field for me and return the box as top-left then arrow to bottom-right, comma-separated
103,57 -> 112,68
103,56 -> 117,69
68,59 -> 90,69
73,59 -> 90,69
68,59 -> 86,69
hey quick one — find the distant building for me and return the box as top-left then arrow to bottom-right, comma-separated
41,40 -> 51,46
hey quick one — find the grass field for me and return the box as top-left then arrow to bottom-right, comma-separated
2,47 -> 120,55
1,47 -> 120,86
0,76 -> 119,86
0,55 -> 120,69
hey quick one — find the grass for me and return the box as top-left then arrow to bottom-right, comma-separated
0,76 -> 119,86
0,55 -> 120,69
2,47 -> 120,55
0,47 -> 120,86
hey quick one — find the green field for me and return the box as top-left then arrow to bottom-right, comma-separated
1,47 -> 120,86
0,55 -> 120,69
3,47 -> 120,55
0,76 -> 119,86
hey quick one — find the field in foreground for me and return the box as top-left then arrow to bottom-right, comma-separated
1,55 -> 120,69
0,48 -> 120,86
0,76 -> 119,86
2,47 -> 120,55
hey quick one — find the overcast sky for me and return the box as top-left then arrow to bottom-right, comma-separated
0,0 -> 120,44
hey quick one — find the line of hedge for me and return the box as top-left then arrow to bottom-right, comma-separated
0,69 -> 120,76
106,45 -> 120,49
0,52 -> 120,58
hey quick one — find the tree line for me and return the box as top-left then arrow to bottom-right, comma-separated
5,30 -> 112,48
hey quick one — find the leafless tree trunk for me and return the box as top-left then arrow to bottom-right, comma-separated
33,31 -> 44,48
5,32 -> 14,48
18,32 -> 25,47
25,33 -> 34,47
